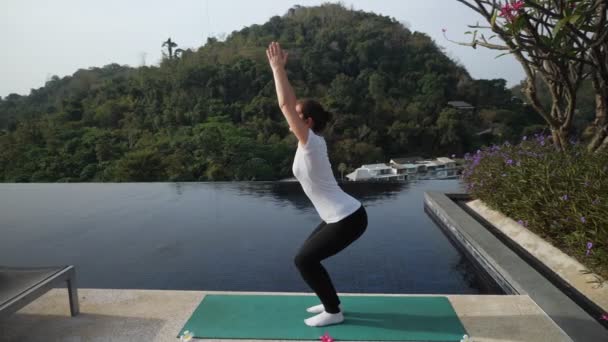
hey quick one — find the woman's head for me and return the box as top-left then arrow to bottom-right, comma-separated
295,99 -> 332,134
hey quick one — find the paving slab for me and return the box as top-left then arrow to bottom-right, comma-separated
0,289 -> 572,342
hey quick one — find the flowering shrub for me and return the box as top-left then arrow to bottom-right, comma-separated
499,0 -> 524,22
462,134 -> 608,281
321,332 -> 334,342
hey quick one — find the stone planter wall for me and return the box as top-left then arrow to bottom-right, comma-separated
464,199 -> 608,321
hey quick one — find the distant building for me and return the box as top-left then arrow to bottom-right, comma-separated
390,157 -> 426,175
510,96 -> 524,105
346,157 -> 460,182
435,157 -> 457,169
345,163 -> 404,182
447,101 -> 475,111
390,156 -> 424,164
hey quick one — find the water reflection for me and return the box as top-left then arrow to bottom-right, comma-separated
226,181 -> 410,210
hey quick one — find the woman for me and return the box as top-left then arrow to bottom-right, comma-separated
266,41 -> 368,327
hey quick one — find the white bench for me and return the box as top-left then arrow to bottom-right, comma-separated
0,265 -> 79,319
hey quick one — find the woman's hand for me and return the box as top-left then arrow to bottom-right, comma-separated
266,41 -> 288,71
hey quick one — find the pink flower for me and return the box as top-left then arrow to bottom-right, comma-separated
511,1 -> 524,11
500,3 -> 511,13
320,332 -> 334,342
499,1 -> 524,21
601,313 -> 608,321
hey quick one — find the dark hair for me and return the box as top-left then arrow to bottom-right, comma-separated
297,99 -> 333,134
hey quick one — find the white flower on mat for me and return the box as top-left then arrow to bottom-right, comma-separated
460,334 -> 470,342
180,330 -> 193,342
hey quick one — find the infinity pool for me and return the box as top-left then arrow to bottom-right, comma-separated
0,180 -> 499,294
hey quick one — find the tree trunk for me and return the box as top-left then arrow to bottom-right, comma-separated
587,94 -> 608,152
522,74 -> 570,152
597,136 -> 608,152
586,75 -> 608,153
551,127 -> 568,151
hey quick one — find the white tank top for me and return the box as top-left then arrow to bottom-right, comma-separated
292,128 -> 362,223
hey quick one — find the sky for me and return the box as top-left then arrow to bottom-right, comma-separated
1,0 -> 526,98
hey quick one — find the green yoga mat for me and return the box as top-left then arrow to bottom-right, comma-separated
178,294 -> 467,341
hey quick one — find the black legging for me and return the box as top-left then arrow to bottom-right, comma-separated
294,204 -> 368,314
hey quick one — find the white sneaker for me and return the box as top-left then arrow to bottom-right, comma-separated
306,303 -> 342,314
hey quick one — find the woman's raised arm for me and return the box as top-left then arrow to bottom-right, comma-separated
267,41 -> 309,145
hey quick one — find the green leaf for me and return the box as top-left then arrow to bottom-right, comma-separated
540,36 -> 552,47
490,9 -> 498,28
569,14 -> 581,26
464,31 -> 472,34
512,15 -> 526,32
495,51 -> 513,59
553,17 -> 568,37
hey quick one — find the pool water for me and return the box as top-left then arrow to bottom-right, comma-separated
0,180 -> 498,294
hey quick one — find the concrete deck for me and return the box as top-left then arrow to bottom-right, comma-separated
0,289 -> 572,342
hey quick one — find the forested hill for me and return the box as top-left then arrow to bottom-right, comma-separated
0,3 -> 539,182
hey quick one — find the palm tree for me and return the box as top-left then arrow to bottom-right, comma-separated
162,38 -> 178,59
174,48 -> 185,58
338,162 -> 347,181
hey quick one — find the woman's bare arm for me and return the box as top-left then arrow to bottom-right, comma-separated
267,41 -> 309,145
